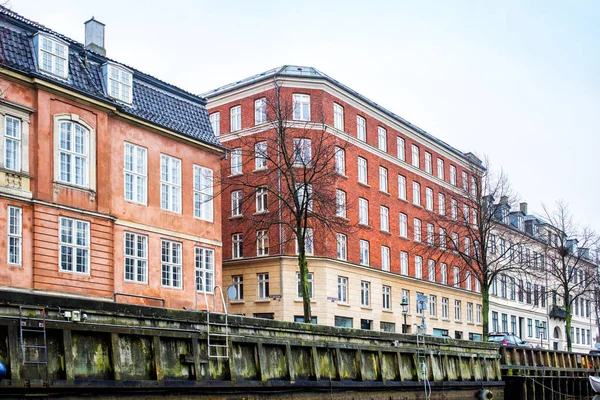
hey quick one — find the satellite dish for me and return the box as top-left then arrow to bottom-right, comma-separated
226,285 -> 237,301
595,342 -> 600,349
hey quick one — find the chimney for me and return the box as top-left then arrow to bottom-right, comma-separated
519,202 -> 528,215
84,17 -> 106,56
500,196 -> 508,205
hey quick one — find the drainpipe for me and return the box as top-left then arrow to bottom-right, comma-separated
275,78 -> 284,300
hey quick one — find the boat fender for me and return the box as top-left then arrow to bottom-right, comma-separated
477,389 -> 493,399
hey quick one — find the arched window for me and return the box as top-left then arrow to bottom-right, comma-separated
53,114 -> 96,191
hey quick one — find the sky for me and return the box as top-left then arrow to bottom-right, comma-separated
8,0 -> 600,232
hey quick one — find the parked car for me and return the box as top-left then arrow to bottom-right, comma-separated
589,349 -> 600,355
488,332 -> 532,347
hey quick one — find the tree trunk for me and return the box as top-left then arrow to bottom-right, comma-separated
482,285 -> 490,341
297,241 -> 312,323
565,305 -> 572,352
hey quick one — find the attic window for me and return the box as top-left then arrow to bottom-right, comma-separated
106,64 -> 133,103
36,34 -> 69,79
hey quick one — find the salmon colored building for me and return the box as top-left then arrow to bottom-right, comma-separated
0,7 -> 224,310
204,66 -> 485,339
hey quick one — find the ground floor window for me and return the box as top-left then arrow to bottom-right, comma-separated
433,328 -> 449,337
294,316 -> 317,324
335,316 -> 353,328
469,333 -> 482,341
380,322 -> 396,333
361,319 -> 372,330
253,313 -> 274,320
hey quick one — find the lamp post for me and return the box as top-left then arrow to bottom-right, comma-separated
401,296 -> 409,333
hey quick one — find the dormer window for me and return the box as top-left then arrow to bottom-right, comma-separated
105,64 -> 133,103
35,34 -> 69,79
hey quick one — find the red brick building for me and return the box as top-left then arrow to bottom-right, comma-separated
0,7 -> 223,310
204,66 -> 484,338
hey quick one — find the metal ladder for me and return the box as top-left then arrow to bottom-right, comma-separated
19,306 -> 48,377
416,332 -> 431,399
203,285 -> 229,359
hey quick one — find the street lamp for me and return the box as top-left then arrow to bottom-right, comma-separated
401,296 -> 409,333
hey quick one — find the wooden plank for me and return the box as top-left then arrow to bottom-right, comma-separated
152,336 -> 164,381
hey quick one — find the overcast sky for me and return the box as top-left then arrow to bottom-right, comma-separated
9,0 -> 600,232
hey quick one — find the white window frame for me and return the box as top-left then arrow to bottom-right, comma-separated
295,228 -> 314,255
361,281 -> 371,307
439,228 -> 447,250
358,157 -> 368,184
336,189 -> 347,218
451,199 -> 458,220
36,34 -> 68,78
425,187 -> 433,211
124,142 -> 147,205
438,193 -> 445,215
357,115 -> 366,141
411,144 -> 420,168
398,175 -> 407,200
4,116 -> 21,172
382,285 -> 391,310
256,230 -> 269,256
359,239 -> 370,266
256,186 -> 268,213
106,64 -> 133,103
296,272 -> 314,299
427,223 -> 434,246
161,239 -> 182,288
437,158 -> 444,179
412,181 -> 421,206
232,275 -> 243,300
232,233 -> 243,259
160,154 -> 182,213
195,247 -> 215,293
397,137 -> 405,160
476,304 -> 482,323
442,297 -> 449,319
400,251 -> 408,275
379,166 -> 388,193
380,206 -> 389,232
441,263 -> 448,284
231,190 -> 242,217
124,231 -> 148,283
415,255 -> 423,279
293,94 -> 310,121
381,246 -> 390,271
453,266 -> 460,287
334,146 -> 345,175
455,300 -> 461,321
467,302 -> 473,323
257,273 -> 269,299
399,213 -> 408,238
230,105 -> 242,132
428,259 -> 435,282
430,295 -> 437,317
293,138 -> 312,165
57,119 -> 90,188
414,218 -> 421,242
450,165 -> 457,185
377,126 -> 387,152
462,171 -> 468,192
338,276 -> 348,303
193,165 -> 213,222
333,103 -> 344,130
424,152 -> 432,174
7,206 -> 22,266
209,112 -> 220,136
255,98 -> 267,125
359,198 -> 369,225
336,233 -> 347,261
59,217 -> 90,274
231,148 -> 242,175
255,141 -> 268,170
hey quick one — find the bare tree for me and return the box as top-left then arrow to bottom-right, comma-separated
542,201 -> 599,351
416,156 -> 531,340
220,79 -> 353,322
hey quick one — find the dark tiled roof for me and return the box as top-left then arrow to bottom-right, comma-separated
202,65 -> 479,166
0,6 -> 222,150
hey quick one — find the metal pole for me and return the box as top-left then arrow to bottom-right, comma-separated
403,314 -> 407,333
